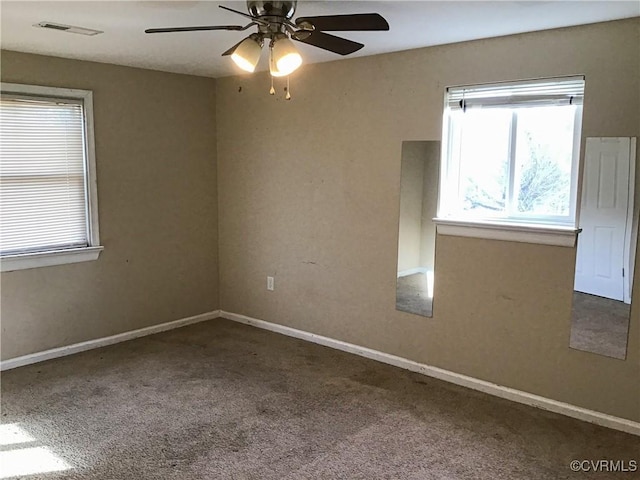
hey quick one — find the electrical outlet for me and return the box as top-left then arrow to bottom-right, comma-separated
267,276 -> 274,291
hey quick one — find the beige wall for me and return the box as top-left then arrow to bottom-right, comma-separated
0,51 -> 219,360
217,19 -> 640,421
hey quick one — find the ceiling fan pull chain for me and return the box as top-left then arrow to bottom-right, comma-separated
285,76 -> 292,100
269,75 -> 275,95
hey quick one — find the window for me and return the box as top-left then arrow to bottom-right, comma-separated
437,76 -> 584,244
0,83 -> 102,272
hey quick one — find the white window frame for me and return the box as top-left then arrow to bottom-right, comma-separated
0,83 -> 103,272
435,76 -> 584,247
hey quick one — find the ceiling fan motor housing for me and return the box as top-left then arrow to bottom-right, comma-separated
247,1 -> 297,20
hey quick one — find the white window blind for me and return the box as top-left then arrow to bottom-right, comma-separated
447,76 -> 585,110
1,95 -> 89,255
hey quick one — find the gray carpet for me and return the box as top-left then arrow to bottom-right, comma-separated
396,273 -> 432,317
570,291 -> 631,359
1,319 -> 638,479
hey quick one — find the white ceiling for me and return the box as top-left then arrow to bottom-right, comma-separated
1,1 -> 638,78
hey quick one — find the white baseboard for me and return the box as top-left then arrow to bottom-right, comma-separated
220,310 -> 640,437
4,307 -> 637,436
0,310 -> 221,371
397,267 -> 429,278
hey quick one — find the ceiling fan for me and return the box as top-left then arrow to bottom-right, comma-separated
145,1 -> 389,78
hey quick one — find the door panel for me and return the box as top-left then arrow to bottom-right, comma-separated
575,138 -> 630,301
593,227 -> 613,278
597,154 -> 617,208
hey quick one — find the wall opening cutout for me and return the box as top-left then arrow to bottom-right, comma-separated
396,141 -> 440,317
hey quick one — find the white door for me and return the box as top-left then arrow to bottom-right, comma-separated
574,138 -> 632,301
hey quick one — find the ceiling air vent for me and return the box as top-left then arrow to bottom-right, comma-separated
34,22 -> 103,36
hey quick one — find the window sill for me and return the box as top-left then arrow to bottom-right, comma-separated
434,218 -> 579,247
0,246 -> 104,272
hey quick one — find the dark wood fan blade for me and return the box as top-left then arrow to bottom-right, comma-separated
145,25 -> 244,33
295,13 -> 389,31
293,31 -> 363,56
218,5 -> 259,22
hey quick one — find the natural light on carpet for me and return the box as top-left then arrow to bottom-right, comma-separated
0,424 -> 72,478
426,270 -> 434,299
0,424 -> 35,446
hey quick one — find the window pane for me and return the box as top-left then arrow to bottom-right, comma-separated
458,109 -> 512,216
514,106 -> 575,216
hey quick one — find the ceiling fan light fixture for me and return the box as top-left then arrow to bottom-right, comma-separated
269,47 -> 287,77
231,34 -> 263,73
272,36 -> 302,76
